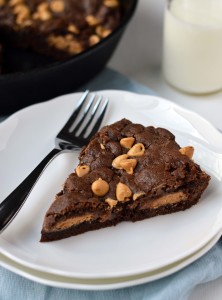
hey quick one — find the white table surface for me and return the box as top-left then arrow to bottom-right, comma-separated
108,0 -> 222,299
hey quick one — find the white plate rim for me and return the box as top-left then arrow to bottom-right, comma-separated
0,232 -> 220,291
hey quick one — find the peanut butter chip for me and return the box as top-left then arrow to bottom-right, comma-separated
50,0 -> 65,13
37,2 -> 49,12
105,198 -> 118,208
120,137 -> 135,149
92,178 -> 109,197
179,146 -> 194,159
76,165 -> 90,177
68,40 -> 82,54
96,26 -> 112,38
67,24 -> 80,34
112,154 -> 137,174
39,10 -> 52,21
89,35 -> 101,46
127,143 -> 145,156
119,158 -> 137,175
116,182 -> 132,202
133,192 -> 146,201
104,0 -> 119,7
13,4 -> 29,15
86,15 -> 100,26
48,35 -> 67,49
112,154 -> 129,169
34,2 -> 52,21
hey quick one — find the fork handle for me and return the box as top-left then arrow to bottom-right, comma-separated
0,148 -> 61,233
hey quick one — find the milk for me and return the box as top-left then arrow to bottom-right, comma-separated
163,0 -> 222,94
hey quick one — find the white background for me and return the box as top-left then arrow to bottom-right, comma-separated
109,0 -> 222,298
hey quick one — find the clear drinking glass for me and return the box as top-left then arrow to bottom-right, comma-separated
163,0 -> 222,94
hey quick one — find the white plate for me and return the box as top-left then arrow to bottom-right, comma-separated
0,232 -> 220,290
0,90 -> 222,279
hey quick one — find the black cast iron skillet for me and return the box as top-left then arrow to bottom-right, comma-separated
0,0 -> 138,114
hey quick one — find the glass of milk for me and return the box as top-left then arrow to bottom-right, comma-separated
163,0 -> 222,94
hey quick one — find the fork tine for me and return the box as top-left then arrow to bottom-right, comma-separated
59,90 -> 89,134
84,96 -> 109,139
57,91 -> 108,147
70,93 -> 96,133
77,95 -> 102,137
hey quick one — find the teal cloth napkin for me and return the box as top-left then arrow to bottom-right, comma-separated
0,68 -> 222,300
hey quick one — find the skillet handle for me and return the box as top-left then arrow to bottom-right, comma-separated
0,148 -> 61,233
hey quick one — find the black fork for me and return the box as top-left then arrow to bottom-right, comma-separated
0,90 -> 108,233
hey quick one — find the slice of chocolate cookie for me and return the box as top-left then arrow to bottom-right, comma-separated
40,119 -> 210,242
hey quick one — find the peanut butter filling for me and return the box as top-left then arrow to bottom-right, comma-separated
140,191 -> 187,210
55,213 -> 94,230
53,192 -> 188,230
